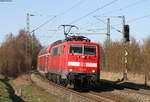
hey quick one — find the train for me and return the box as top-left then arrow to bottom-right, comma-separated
37,35 -> 101,89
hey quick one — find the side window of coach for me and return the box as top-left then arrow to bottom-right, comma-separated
51,46 -> 62,56
50,48 -> 54,56
62,46 -> 65,54
57,46 -> 62,55
51,47 -> 58,56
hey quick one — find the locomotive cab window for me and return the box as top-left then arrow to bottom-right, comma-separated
84,45 -> 96,56
70,44 -> 96,56
70,45 -> 82,55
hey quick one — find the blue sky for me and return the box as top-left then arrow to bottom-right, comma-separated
0,0 -> 150,45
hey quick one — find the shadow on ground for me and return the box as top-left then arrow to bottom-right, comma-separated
91,79 -> 150,92
77,79 -> 150,93
0,77 -> 25,102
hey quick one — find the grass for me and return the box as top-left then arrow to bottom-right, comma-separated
0,75 -> 13,102
20,84 -> 59,102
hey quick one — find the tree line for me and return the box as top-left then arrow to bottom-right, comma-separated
101,37 -> 150,78
0,30 -> 42,77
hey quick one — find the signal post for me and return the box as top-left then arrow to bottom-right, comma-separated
122,16 -> 130,81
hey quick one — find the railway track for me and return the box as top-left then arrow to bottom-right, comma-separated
113,83 -> 150,97
82,91 -> 128,102
30,73 -> 128,102
98,80 -> 150,102
101,79 -> 150,97
120,88 -> 150,97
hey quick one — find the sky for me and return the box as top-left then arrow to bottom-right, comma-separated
0,0 -> 150,45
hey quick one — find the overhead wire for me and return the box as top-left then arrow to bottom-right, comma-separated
127,14 -> 150,23
59,0 -> 88,16
87,27 -> 107,31
109,14 -> 150,26
31,16 -> 56,33
67,0 -> 149,41
37,0 -> 149,45
79,21 -> 100,30
69,0 -> 119,24
79,0 -> 147,32
93,13 -> 150,37
94,16 -> 122,33
101,0 -> 147,15
32,0 -> 87,45
79,21 -> 107,33
34,0 -> 88,36
41,30 -> 58,45
77,0 -> 102,31
55,0 -> 88,26
46,0 -> 88,38
94,14 -> 150,28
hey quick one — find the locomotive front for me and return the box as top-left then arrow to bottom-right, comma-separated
67,41 -> 100,88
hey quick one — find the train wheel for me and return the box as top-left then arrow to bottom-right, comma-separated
73,80 -> 81,90
52,74 -> 55,82
48,73 -> 52,81
56,75 -> 60,84
53,74 -> 57,83
61,79 -> 68,87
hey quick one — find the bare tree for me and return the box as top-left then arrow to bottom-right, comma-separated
0,29 -> 42,78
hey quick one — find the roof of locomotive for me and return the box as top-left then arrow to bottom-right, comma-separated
50,41 -> 100,49
66,41 -> 99,45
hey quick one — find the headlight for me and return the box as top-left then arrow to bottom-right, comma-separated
92,70 -> 95,72
81,56 -> 85,58
69,69 -> 72,71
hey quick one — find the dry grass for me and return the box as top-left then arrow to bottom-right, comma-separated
101,71 -> 150,85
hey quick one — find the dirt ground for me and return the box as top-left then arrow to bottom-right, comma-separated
12,74 -> 30,86
10,74 -> 60,102
101,71 -> 150,85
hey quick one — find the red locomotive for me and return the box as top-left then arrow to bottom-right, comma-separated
37,35 -> 100,88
